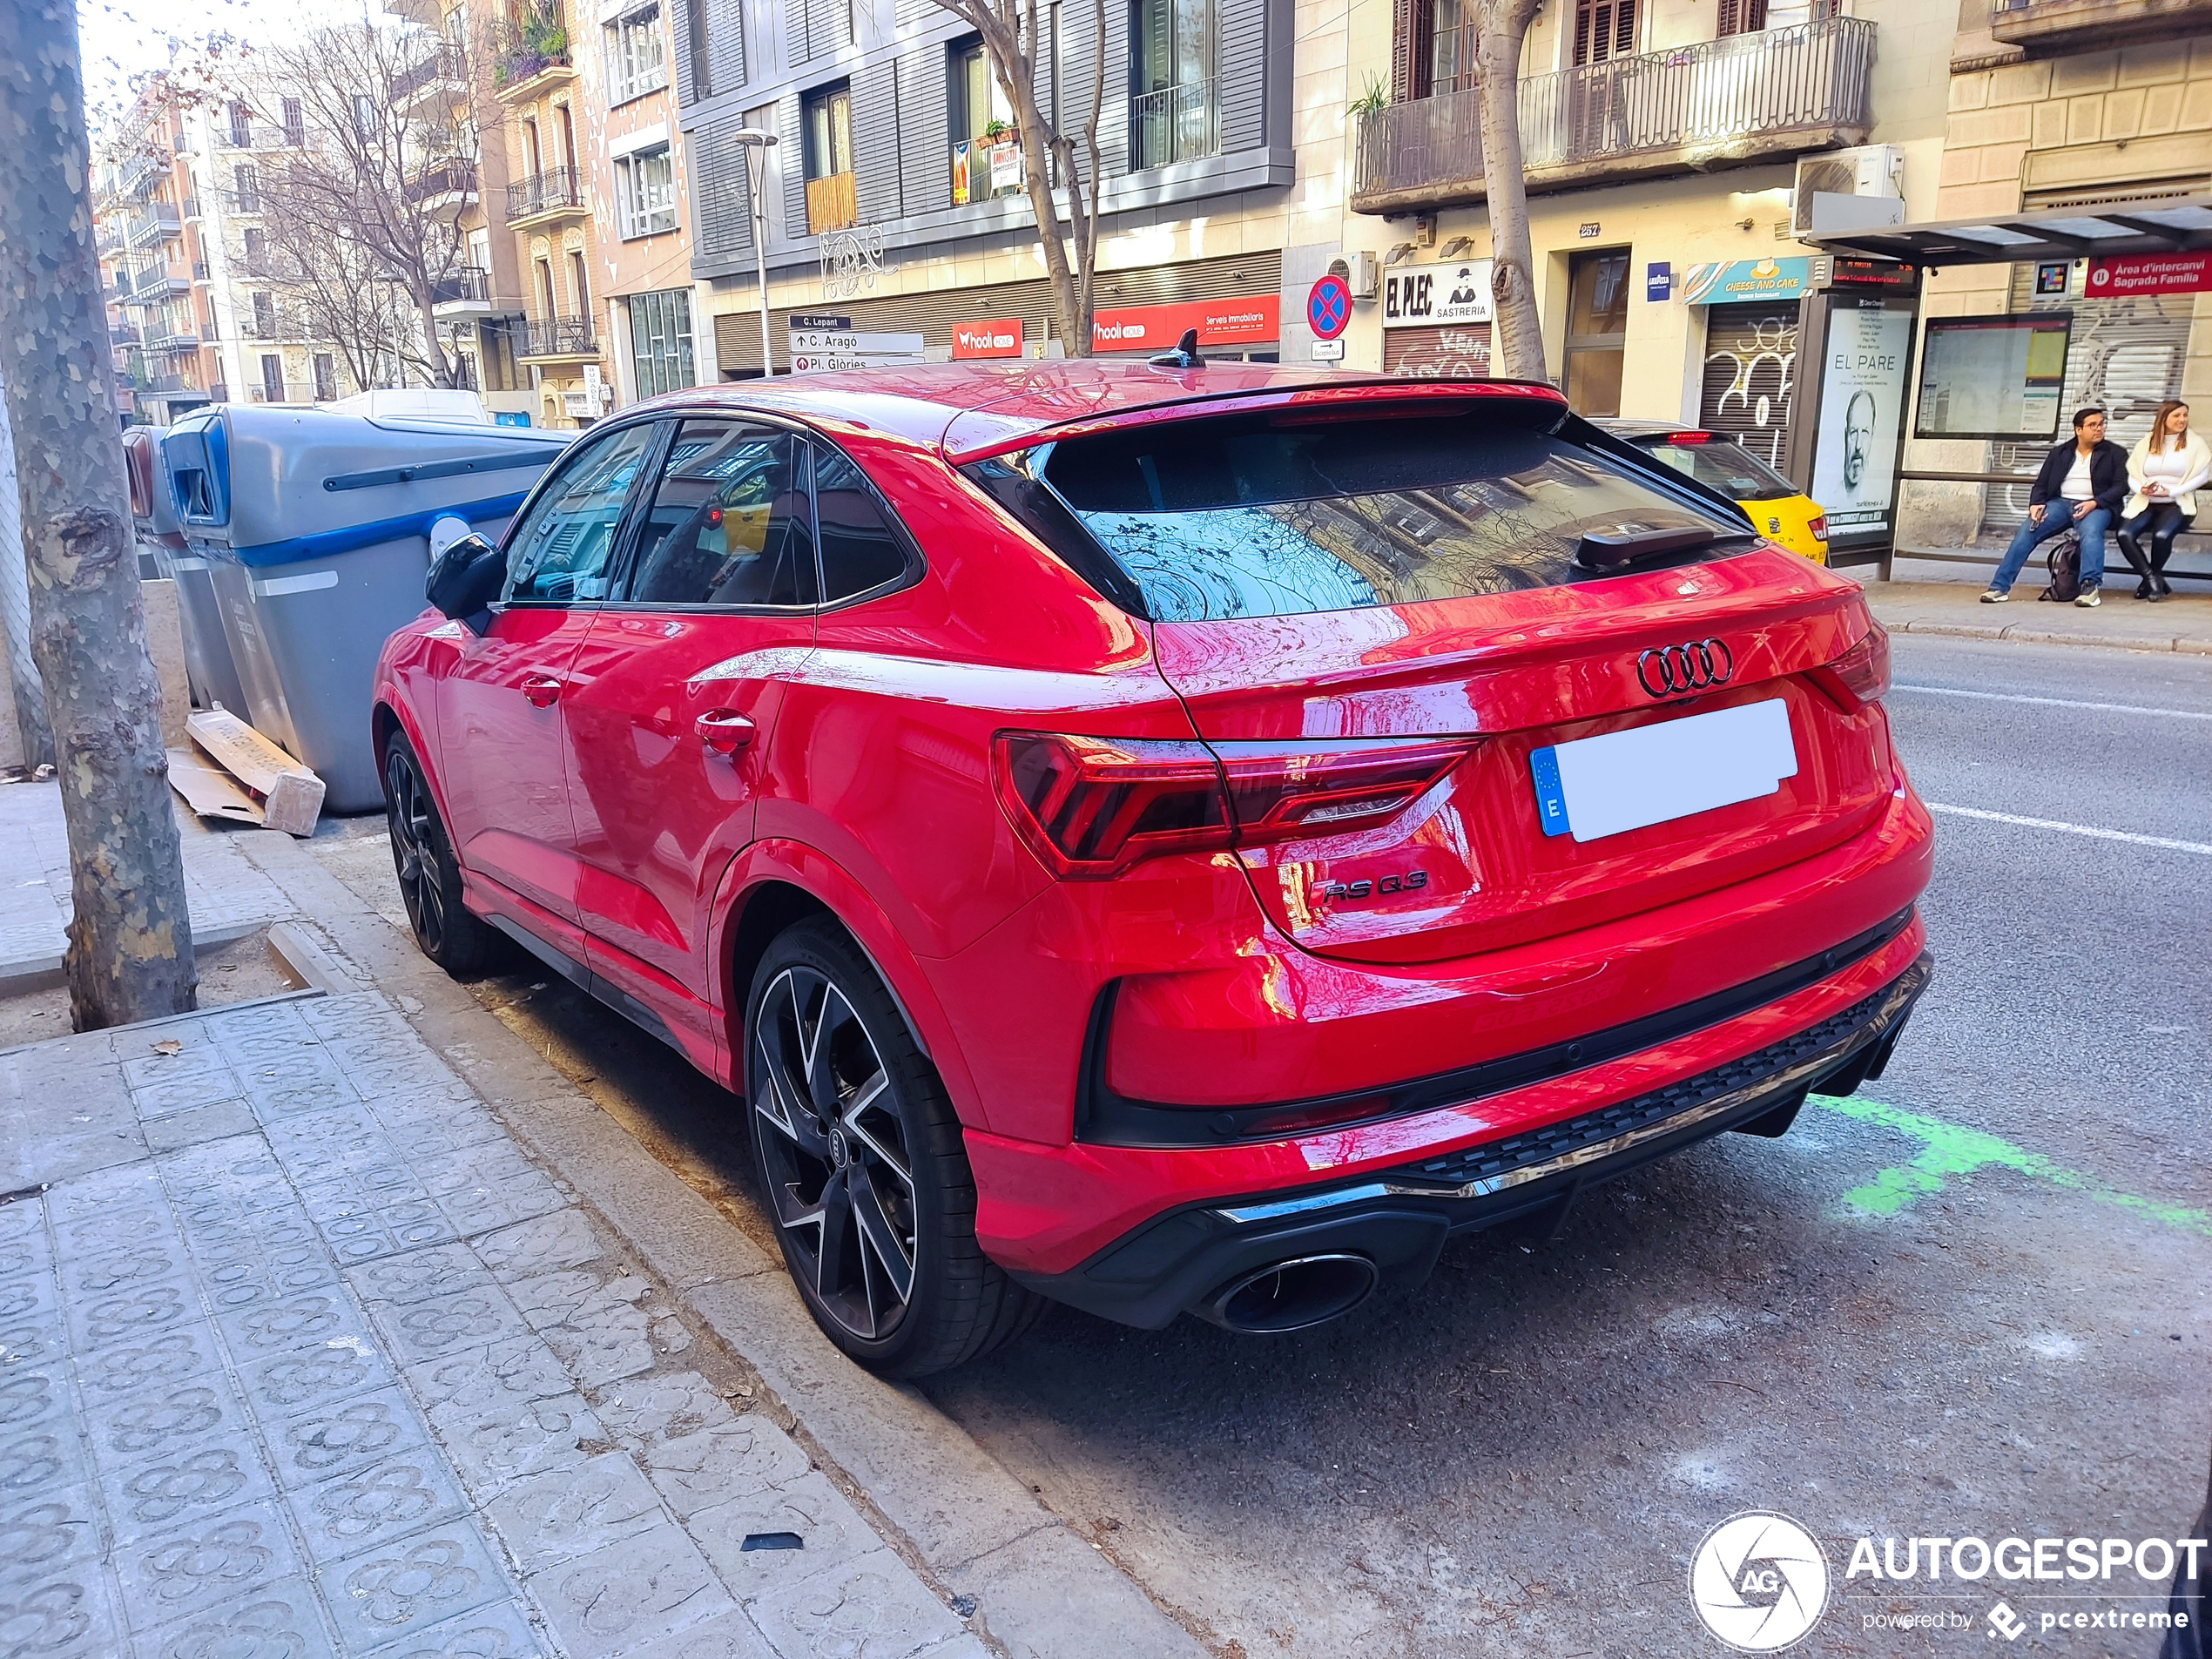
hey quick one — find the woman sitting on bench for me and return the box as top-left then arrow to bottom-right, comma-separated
2117,400 -> 2209,604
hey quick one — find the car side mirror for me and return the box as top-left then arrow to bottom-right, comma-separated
426,532 -> 505,624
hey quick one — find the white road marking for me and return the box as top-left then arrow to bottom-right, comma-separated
1925,802 -> 2212,857
1892,684 -> 2212,722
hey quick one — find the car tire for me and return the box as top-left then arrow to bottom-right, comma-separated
745,920 -> 1044,1377
383,730 -> 497,978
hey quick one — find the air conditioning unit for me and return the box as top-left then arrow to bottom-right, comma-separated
1334,250 -> 1381,300
1791,145 -> 1907,239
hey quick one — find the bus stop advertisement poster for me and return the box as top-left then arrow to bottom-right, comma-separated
1808,297 -> 1915,546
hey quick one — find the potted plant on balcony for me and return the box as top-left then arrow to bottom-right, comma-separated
496,3 -> 570,88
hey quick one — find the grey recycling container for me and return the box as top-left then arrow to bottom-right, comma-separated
127,424 -> 251,718
159,404 -> 570,813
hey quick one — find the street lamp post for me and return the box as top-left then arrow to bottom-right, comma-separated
731,129 -> 778,379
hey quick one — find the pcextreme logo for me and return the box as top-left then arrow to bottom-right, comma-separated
1690,1512 -> 1831,1652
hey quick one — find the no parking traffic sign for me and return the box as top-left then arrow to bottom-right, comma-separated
1306,273 -> 1352,341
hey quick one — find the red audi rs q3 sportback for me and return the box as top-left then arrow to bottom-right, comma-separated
375,363 -> 1933,1377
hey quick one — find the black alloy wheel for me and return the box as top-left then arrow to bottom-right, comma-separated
383,732 -> 495,976
745,921 -> 1043,1375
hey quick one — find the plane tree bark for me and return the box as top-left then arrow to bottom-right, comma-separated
1474,0 -> 1547,380
0,0 -> 198,1028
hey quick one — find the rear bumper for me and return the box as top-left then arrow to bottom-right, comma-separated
1004,948 -> 1931,1329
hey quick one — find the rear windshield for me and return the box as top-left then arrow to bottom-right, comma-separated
976,409 -> 1740,623
1636,436 -> 1798,502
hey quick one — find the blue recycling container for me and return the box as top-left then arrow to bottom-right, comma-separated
159,404 -> 570,813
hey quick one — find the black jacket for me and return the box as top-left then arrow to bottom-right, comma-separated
2027,437 -> 2128,514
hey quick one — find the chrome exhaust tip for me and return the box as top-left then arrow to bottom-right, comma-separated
1199,1253 -> 1380,1334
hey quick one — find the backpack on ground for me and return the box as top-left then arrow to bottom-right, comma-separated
2038,532 -> 2081,604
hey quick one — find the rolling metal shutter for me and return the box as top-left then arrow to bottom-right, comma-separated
1696,301 -> 1799,471
1382,324 -> 1491,377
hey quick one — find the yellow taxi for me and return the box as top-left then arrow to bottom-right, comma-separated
1600,421 -> 1830,564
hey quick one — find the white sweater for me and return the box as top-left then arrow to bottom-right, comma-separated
2125,429 -> 2212,519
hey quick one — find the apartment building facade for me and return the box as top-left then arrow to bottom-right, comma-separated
1340,0 -> 1958,483
673,0 -> 1327,373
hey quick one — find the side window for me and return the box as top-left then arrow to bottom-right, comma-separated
813,446 -> 910,603
502,422 -> 661,604
627,421 -> 819,608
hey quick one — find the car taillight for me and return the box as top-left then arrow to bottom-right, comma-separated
1807,514 -> 1829,541
1811,623 -> 1892,711
993,732 -> 1471,879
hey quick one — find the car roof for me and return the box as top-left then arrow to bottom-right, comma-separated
622,362 -> 1566,462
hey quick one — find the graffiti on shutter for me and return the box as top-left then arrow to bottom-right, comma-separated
1384,324 -> 1491,378
1699,302 -> 1797,472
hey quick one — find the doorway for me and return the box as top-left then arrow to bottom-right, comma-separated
1564,249 -> 1630,416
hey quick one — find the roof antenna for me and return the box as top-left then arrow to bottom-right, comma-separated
1149,327 -> 1203,370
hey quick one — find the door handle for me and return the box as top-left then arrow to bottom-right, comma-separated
520,674 -> 563,708
696,709 -> 757,757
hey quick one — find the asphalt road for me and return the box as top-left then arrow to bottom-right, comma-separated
398,633 -> 2212,1659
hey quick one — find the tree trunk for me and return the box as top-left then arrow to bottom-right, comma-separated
0,0 -> 198,1029
1476,1 -> 1548,382
0,378 -> 57,767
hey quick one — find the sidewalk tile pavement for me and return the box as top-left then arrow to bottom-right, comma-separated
0,982 -> 981,1659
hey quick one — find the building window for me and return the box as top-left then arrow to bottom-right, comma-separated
260,353 -> 283,401
242,227 -> 266,275
568,249 -> 590,318
614,145 -> 678,237
1715,0 -> 1767,33
227,102 -> 253,147
803,84 -> 855,232
627,289 -> 695,396
1131,0 -> 1218,168
685,0 -> 711,99
1571,0 -> 1637,65
312,353 -> 336,401
233,164 -> 260,213
605,4 -> 669,105
252,290 -> 274,335
281,98 -> 304,145
536,257 -> 556,319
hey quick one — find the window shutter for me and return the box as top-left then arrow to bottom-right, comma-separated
850,60 -> 900,219
779,94 -> 807,238
1220,0 -> 1265,150
896,48 -> 948,212
1391,0 -> 1414,102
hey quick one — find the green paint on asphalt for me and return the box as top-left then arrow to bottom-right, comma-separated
1818,1094 -> 2212,1238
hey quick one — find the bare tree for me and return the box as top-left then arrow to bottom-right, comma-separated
251,208 -> 427,392
239,21 -> 486,388
1474,0 -> 1546,380
931,0 -> 1107,357
0,0 -> 197,1028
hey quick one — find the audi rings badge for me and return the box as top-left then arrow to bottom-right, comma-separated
1635,638 -> 1735,698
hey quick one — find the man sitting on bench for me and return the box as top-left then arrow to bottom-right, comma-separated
1981,405 -> 2128,609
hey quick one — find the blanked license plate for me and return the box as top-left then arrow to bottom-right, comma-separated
1530,698 -> 1798,844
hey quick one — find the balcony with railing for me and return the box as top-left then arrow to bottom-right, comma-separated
395,43 -> 467,106
493,10 -> 579,102
125,265 -> 192,304
1129,80 -> 1221,171
1988,0 -> 2208,50
518,315 -> 599,360
119,147 -> 171,197
1351,16 -> 1876,213
951,138 -> 1026,205
243,310 -> 299,341
805,172 -> 858,233
406,157 -> 481,219
431,266 -> 495,312
250,381 -> 326,404
506,165 -> 586,226
126,203 -> 182,248
140,371 -> 190,395
110,320 -> 143,346
145,328 -> 202,356
96,221 -> 125,255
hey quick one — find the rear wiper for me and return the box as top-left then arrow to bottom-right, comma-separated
1574,523 -> 1733,572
